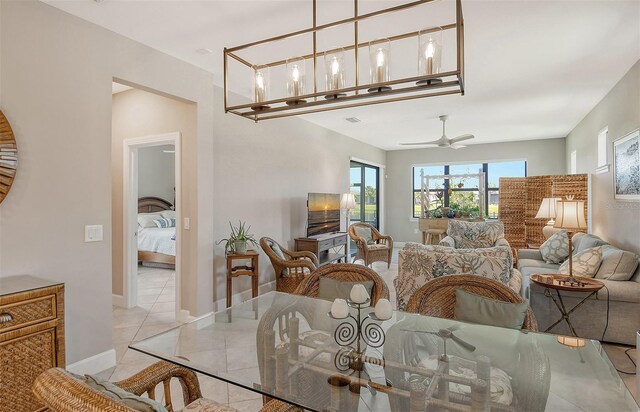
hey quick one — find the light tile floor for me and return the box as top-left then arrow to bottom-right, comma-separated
103,255 -> 638,410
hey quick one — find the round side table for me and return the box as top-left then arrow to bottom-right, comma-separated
530,274 -> 604,337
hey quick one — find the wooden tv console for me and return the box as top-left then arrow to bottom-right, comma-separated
294,232 -> 348,266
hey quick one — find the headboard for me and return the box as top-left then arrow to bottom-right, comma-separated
138,197 -> 173,213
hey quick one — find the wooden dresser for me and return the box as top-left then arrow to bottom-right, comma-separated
0,275 -> 65,412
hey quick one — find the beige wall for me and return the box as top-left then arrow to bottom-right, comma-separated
566,60 -> 640,255
139,144 -> 176,202
0,0 -> 214,364
112,89 -> 196,299
212,85 -> 386,307
385,138 -> 567,242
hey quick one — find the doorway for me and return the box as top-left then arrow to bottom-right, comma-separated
349,161 -> 380,228
122,133 -> 182,315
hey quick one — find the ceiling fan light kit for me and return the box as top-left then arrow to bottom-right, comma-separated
223,0 -> 465,122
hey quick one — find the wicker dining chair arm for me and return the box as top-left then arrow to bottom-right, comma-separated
115,361 -> 203,405
377,235 -> 393,245
283,258 -> 317,272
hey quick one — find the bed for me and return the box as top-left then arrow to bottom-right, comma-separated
137,197 -> 176,266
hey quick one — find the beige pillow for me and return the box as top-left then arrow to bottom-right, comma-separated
594,246 -> 639,281
454,289 -> 528,330
137,212 -> 162,228
559,246 -> 603,278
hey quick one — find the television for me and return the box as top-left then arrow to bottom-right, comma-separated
307,193 -> 341,237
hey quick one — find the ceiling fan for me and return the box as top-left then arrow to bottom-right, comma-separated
401,115 -> 474,149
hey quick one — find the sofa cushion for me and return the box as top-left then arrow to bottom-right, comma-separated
520,266 -> 559,279
539,231 -> 570,264
447,220 -> 505,249
594,245 -> 639,281
573,233 -> 609,253
517,258 -> 560,271
600,279 -> 640,304
559,246 -> 603,278
455,289 -> 528,330
84,375 -> 168,412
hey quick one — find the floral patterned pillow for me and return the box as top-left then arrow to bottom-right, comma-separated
559,246 -> 603,278
447,220 -> 505,249
539,231 -> 570,264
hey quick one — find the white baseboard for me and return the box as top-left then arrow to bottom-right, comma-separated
112,294 -> 125,307
67,349 -> 116,375
212,280 -> 276,313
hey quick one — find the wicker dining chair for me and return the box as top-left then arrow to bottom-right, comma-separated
32,361 -> 235,412
293,262 -> 390,305
260,237 -> 318,293
348,222 -> 393,268
386,275 -> 550,412
405,274 -> 538,331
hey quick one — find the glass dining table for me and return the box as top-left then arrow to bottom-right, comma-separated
130,292 -> 637,412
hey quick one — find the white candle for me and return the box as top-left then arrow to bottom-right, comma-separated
374,298 -> 392,320
350,284 -> 369,304
331,298 -> 349,319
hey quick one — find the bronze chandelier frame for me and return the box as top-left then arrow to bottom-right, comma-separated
223,0 -> 465,122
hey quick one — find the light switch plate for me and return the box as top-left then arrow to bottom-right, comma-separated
85,225 -> 103,242
184,217 -> 190,230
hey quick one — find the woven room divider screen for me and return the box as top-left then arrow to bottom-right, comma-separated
499,174 -> 589,250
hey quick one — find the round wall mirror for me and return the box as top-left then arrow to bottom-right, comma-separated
0,110 -> 17,204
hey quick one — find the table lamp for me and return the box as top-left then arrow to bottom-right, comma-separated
554,196 -> 587,286
535,197 -> 561,239
340,193 -> 356,231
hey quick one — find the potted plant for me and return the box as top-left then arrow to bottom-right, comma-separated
217,221 -> 259,255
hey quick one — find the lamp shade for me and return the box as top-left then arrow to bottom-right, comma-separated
554,200 -> 587,230
341,193 -> 356,210
535,197 -> 561,219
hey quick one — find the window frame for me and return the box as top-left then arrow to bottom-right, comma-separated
412,160 -> 527,219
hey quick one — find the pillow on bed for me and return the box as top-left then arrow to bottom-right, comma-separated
160,210 -> 176,219
153,218 -> 176,228
138,213 -> 162,228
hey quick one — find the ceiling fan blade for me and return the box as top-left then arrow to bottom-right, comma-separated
399,140 -> 441,146
450,134 -> 474,143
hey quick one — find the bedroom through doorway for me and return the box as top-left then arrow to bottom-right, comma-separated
111,81 -> 193,336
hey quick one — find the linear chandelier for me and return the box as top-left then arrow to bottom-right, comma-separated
223,0 -> 465,122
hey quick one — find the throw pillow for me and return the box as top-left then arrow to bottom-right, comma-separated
539,231 -> 570,264
84,375 -> 168,412
593,245 -> 638,281
318,278 -> 374,303
160,210 -> 176,220
270,242 -> 289,276
447,220 -> 505,249
353,226 -> 373,244
454,289 -> 528,330
572,233 -> 609,254
152,218 -> 175,228
558,246 -> 603,278
137,213 -> 162,228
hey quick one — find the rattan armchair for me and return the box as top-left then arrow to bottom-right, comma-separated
405,274 -> 538,331
260,237 -> 318,293
293,263 -> 390,305
348,222 -> 393,268
32,361 -> 235,412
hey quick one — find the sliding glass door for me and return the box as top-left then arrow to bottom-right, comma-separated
349,161 -> 379,229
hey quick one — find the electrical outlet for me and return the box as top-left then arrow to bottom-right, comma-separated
85,225 -> 103,242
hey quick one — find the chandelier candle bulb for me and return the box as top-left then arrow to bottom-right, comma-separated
331,298 -> 349,319
418,27 -> 443,85
286,57 -> 306,104
374,298 -> 392,320
368,39 -> 391,93
350,284 -> 370,304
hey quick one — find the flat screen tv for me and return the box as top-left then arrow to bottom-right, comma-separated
307,193 -> 341,237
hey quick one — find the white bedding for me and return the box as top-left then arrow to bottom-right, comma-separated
138,227 -> 176,256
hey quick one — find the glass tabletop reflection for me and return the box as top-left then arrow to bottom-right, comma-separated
130,292 -> 637,412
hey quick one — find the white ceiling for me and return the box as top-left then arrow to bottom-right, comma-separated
44,0 -> 640,150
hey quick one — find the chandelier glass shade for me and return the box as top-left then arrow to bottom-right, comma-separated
223,0 -> 465,121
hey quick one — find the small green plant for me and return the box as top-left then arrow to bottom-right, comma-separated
216,221 -> 259,255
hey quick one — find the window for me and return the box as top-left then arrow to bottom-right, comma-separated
412,160 -> 527,218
